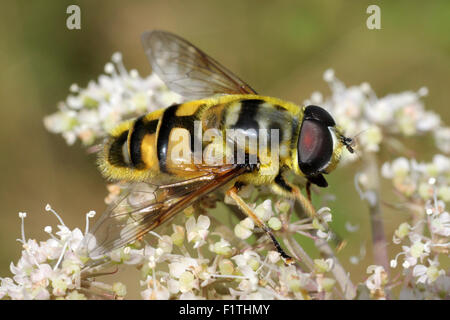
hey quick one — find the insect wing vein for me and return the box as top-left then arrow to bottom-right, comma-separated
141,30 -> 257,100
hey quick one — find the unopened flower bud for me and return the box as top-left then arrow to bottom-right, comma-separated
112,282 -> 127,297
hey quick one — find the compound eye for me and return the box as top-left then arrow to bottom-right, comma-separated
304,105 -> 335,126
298,119 -> 333,176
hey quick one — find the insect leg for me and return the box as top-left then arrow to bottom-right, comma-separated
273,175 -> 346,252
273,174 -> 317,219
226,183 -> 294,265
306,181 -> 312,202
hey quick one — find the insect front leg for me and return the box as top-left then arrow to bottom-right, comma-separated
306,181 -> 312,202
272,174 -> 346,251
226,182 -> 294,265
272,173 -> 333,233
273,174 -> 317,219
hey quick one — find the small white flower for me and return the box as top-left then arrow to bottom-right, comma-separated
317,207 -> 333,222
178,271 -> 197,293
280,265 -> 308,293
316,229 -> 330,239
402,239 -> 431,267
169,262 -> 187,279
185,215 -> 210,248
30,264 -> 53,285
232,251 -> 260,269
413,260 -> 444,285
237,266 -> 259,292
384,157 -> 410,179
310,91 -> 323,104
432,154 -> 450,173
112,282 -> 127,297
51,274 -> 71,296
267,251 -> 281,264
179,291 -> 202,300
434,127 -> 450,153
359,125 -> 382,152
366,100 -> 393,125
140,276 -> 170,300
234,218 -> 254,240
167,278 -> 180,294
393,222 -> 410,244
254,200 -> 273,221
124,248 -> 145,265
417,112 -> 440,131
430,211 -> 450,237
268,217 -> 282,231
157,235 -> 173,254
314,258 -> 334,273
323,69 -> 335,82
210,238 -> 232,256
168,257 -> 199,279
142,287 -> 170,300
104,62 -> 115,74
111,52 -> 122,63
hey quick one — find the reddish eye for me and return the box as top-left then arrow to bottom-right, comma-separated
298,120 -> 333,176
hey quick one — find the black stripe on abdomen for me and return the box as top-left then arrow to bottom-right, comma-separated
108,130 -> 129,167
157,103 -> 206,172
157,104 -> 179,172
129,116 -> 159,169
129,116 -> 147,169
146,119 -> 158,135
231,99 -> 261,131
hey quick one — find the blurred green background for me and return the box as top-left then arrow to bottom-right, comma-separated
0,0 -> 449,297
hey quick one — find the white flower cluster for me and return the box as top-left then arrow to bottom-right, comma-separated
1,196 -> 342,300
381,156 -> 449,298
305,69 -> 450,158
382,155 -> 450,201
44,52 -> 181,146
0,206 -> 95,300
100,201 -> 336,300
233,200 -> 284,240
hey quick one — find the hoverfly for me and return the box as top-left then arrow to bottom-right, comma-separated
87,30 -> 354,264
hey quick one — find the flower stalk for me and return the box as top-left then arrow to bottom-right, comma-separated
364,153 -> 390,275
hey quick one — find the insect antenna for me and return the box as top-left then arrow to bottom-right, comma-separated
87,143 -> 103,154
341,129 -> 368,161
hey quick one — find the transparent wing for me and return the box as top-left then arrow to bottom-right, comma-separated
86,165 -> 246,259
142,30 -> 257,100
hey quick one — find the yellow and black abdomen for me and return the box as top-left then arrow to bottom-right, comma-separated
98,94 -> 302,184
98,100 -> 204,182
